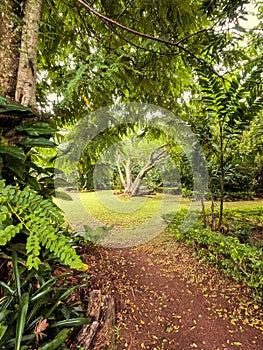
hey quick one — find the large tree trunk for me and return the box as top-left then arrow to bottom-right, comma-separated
116,155 -> 133,193
0,0 -> 43,141
131,144 -> 168,196
116,144 -> 168,196
0,0 -> 23,99
15,0 -> 42,108
0,0 -> 42,108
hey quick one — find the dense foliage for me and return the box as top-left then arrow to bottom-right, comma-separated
0,0 -> 263,346
167,207 -> 263,302
0,252 -> 90,349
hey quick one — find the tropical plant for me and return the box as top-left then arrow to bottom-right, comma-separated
74,225 -> 112,246
0,94 -> 60,196
197,61 -> 263,229
0,252 -> 90,349
0,180 -> 87,271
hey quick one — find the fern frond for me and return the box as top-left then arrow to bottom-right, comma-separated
0,180 -> 86,270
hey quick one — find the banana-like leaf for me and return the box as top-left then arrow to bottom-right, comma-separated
19,137 -> 56,148
6,161 -> 26,180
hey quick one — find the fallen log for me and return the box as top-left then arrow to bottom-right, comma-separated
92,294 -> 115,350
71,290 -> 115,350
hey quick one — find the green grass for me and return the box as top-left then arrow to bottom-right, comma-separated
223,199 -> 263,209
56,190 -> 263,229
55,192 -> 263,247
57,191 -> 189,228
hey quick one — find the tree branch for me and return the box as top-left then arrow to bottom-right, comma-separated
74,0 -> 225,77
75,0 -> 209,48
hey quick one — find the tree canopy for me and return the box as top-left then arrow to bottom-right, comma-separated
0,0 -> 263,216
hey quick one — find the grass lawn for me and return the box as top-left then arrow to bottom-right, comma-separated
56,190 -> 263,229
57,191 -> 186,228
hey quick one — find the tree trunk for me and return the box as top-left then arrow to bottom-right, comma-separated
15,0 -> 42,108
131,163 -> 154,196
218,124 -> 224,230
0,0 -> 23,99
131,145 -> 168,196
116,144 -> 168,196
124,157 -> 132,192
116,155 -> 133,193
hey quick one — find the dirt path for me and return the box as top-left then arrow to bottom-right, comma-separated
83,231 -> 263,350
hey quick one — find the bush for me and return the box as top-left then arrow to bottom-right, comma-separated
168,210 -> 263,302
224,191 -> 255,201
159,187 -> 181,195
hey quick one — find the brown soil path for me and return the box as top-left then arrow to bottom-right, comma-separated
83,232 -> 263,350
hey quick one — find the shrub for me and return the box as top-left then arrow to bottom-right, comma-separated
168,210 -> 263,302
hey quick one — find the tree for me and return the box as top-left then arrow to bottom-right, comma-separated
1,0 -> 262,216
115,141 -> 168,196
0,0 -> 42,106
197,61 -> 263,229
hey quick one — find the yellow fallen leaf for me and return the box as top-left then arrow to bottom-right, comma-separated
78,263 -> 89,271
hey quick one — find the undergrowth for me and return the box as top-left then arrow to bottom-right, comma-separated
168,208 -> 263,302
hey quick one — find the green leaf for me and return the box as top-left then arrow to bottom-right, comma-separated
12,252 -> 21,299
0,281 -> 15,295
45,284 -> 86,318
19,137 -> 56,148
16,122 -> 58,136
0,101 -> 39,116
15,292 -> 29,350
0,146 -> 25,161
0,324 -> 8,341
6,162 -> 26,180
25,175 -> 41,190
5,334 -> 36,349
0,94 -> 7,106
0,311 -> 11,323
39,328 -> 71,350
50,317 -> 91,328
55,191 -> 73,201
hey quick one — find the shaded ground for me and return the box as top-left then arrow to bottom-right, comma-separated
81,231 -> 263,350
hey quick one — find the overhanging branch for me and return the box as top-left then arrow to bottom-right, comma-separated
74,0 -> 226,78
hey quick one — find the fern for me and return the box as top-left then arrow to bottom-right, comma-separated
0,180 -> 87,271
